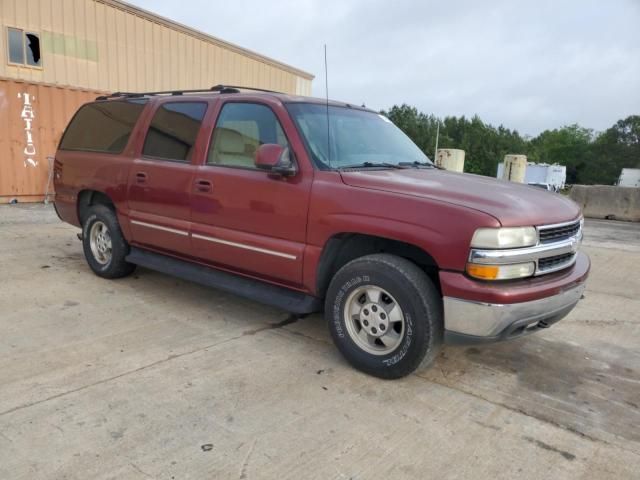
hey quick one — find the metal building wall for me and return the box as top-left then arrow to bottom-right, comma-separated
0,0 -> 313,94
0,0 -> 313,201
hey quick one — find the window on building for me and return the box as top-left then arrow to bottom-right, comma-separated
7,28 -> 41,67
142,102 -> 208,162
208,103 -> 288,169
59,100 -> 147,153
25,33 -> 41,66
8,28 -> 24,64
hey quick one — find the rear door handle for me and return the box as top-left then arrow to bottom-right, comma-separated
195,179 -> 212,192
135,172 -> 148,183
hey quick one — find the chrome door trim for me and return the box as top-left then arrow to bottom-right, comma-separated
130,220 -> 189,236
191,233 -> 297,260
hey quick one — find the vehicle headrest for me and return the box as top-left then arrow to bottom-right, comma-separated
217,128 -> 244,154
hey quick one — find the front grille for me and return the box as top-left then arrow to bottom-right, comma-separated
538,220 -> 581,244
538,252 -> 576,272
469,218 -> 583,278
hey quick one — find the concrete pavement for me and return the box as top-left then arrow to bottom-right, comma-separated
1,205 -> 639,479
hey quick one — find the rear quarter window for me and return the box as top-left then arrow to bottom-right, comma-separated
59,100 -> 147,153
142,102 -> 208,162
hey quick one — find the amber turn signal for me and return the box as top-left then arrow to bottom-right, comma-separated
466,264 -> 500,280
466,262 -> 535,280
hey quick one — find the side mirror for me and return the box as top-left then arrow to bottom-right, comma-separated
255,144 -> 297,177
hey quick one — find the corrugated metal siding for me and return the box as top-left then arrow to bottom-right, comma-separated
0,0 -> 312,200
0,0 -> 313,95
0,78 -> 102,201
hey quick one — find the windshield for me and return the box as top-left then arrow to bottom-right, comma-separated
286,103 -> 432,169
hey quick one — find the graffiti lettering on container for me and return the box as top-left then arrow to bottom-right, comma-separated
18,92 -> 38,168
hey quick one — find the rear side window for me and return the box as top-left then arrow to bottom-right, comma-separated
59,100 -> 146,153
142,102 -> 207,162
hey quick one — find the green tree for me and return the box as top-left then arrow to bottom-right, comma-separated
592,115 -> 640,184
528,125 -> 594,184
382,105 -> 638,185
383,104 -> 445,158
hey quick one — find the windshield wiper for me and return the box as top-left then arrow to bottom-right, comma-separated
338,161 -> 407,170
398,161 -> 437,169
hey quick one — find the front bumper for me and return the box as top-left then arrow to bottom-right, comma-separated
443,255 -> 589,345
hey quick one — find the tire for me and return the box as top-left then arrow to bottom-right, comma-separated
325,253 -> 442,379
82,204 -> 136,279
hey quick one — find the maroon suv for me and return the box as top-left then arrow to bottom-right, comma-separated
53,85 -> 589,379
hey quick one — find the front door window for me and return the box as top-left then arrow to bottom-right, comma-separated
207,102 -> 288,169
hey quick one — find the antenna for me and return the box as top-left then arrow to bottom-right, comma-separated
324,44 -> 331,168
433,121 -> 440,165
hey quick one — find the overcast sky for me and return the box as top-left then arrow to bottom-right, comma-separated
130,0 -> 639,136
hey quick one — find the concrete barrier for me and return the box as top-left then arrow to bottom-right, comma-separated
569,185 -> 640,222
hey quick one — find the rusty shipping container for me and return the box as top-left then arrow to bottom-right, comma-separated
0,78 -> 103,202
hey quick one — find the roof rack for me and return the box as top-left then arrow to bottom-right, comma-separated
95,84 -> 281,101
211,84 -> 282,94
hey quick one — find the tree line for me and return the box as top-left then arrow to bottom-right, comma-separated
382,104 -> 640,185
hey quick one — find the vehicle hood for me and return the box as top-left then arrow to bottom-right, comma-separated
339,168 -> 581,227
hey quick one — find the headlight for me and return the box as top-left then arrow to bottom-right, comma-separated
466,262 -> 535,280
471,227 -> 538,249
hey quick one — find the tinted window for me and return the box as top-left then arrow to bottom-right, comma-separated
142,102 -> 207,162
60,100 -> 147,153
208,103 -> 288,168
8,28 -> 24,64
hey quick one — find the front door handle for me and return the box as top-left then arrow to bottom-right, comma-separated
135,172 -> 148,183
195,179 -> 212,192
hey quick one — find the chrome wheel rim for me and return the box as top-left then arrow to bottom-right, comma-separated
89,221 -> 112,265
343,285 -> 405,356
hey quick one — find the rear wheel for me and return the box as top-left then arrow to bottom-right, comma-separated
325,253 -> 442,379
82,205 -> 136,279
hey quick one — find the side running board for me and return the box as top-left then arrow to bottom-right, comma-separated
126,248 -> 322,315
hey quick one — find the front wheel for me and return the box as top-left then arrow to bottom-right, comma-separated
325,254 -> 442,379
